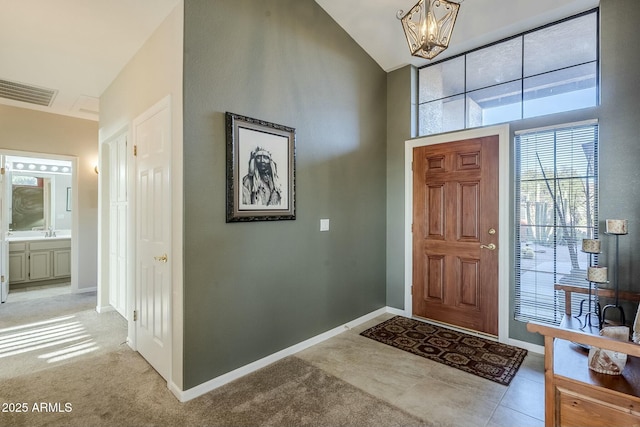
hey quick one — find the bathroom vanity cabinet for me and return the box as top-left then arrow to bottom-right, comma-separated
9,238 -> 71,284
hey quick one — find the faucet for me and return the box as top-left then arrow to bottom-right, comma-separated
45,227 -> 56,238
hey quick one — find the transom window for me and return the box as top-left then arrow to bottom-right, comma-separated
418,10 -> 599,136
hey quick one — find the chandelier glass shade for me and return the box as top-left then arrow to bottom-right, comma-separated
398,0 -> 461,60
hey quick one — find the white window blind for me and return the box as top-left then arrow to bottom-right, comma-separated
515,122 -> 599,325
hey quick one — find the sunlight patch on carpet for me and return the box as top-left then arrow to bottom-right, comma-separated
0,314 -> 98,362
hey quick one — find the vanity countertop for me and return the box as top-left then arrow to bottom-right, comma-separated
7,235 -> 71,242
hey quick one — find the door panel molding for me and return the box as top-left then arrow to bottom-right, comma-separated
426,254 -> 444,301
457,181 -> 479,241
405,124 -> 510,342
133,95 -> 172,381
427,184 -> 445,237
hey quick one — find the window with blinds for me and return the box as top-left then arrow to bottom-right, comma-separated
515,121 -> 599,325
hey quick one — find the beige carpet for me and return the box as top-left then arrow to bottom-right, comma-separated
0,293 -> 431,427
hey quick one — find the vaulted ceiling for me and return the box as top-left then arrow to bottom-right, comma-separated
316,0 -> 599,72
0,0 -> 180,121
0,0 -> 598,121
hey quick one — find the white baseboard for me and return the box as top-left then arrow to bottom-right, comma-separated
74,286 -> 97,294
171,307 -> 389,402
386,306 -> 408,317
508,338 -> 544,355
96,305 -> 115,314
169,306 -> 543,402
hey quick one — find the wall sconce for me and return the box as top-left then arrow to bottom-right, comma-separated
397,0 -> 461,60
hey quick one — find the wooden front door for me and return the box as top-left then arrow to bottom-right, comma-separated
412,136 -> 499,336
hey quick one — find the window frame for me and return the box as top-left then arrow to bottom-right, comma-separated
514,120 -> 599,326
417,8 -> 600,137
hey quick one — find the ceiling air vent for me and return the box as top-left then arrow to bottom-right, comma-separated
0,79 -> 57,107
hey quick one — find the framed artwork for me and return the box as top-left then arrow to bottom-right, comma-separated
225,112 -> 296,222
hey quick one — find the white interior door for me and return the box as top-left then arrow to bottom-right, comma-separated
134,97 -> 172,380
0,242 -> 6,303
0,155 -> 7,303
109,134 -> 128,317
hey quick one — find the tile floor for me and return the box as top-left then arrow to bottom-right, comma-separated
296,312 -> 545,427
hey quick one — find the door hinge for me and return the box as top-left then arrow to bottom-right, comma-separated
411,223 -> 414,233
0,167 -> 4,175
133,145 -> 137,157
1,275 -> 4,283
133,310 -> 138,321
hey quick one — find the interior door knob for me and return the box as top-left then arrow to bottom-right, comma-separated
480,243 -> 496,250
154,253 -> 168,263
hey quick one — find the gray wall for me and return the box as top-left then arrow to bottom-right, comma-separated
183,0 -> 387,389
596,0 -> 640,323
386,66 -> 416,308
385,0 -> 640,344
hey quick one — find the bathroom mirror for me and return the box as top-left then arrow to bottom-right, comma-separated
6,156 -> 72,232
11,177 -> 47,231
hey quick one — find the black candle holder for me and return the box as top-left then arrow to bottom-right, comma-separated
577,249 -> 603,330
601,231 -> 626,326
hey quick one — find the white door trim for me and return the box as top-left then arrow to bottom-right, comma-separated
404,124 -> 510,342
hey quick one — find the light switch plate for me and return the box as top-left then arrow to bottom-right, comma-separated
320,219 -> 330,231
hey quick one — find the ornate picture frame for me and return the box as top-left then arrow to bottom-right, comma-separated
226,112 -> 296,222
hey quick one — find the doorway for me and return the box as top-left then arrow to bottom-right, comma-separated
405,125 -> 510,342
97,96 -> 173,381
0,152 -> 77,304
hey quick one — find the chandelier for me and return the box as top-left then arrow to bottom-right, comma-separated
397,0 -> 461,60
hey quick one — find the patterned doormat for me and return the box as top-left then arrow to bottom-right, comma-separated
360,316 -> 527,386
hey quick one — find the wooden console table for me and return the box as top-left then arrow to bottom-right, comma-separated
527,321 -> 640,426
554,283 -> 640,318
